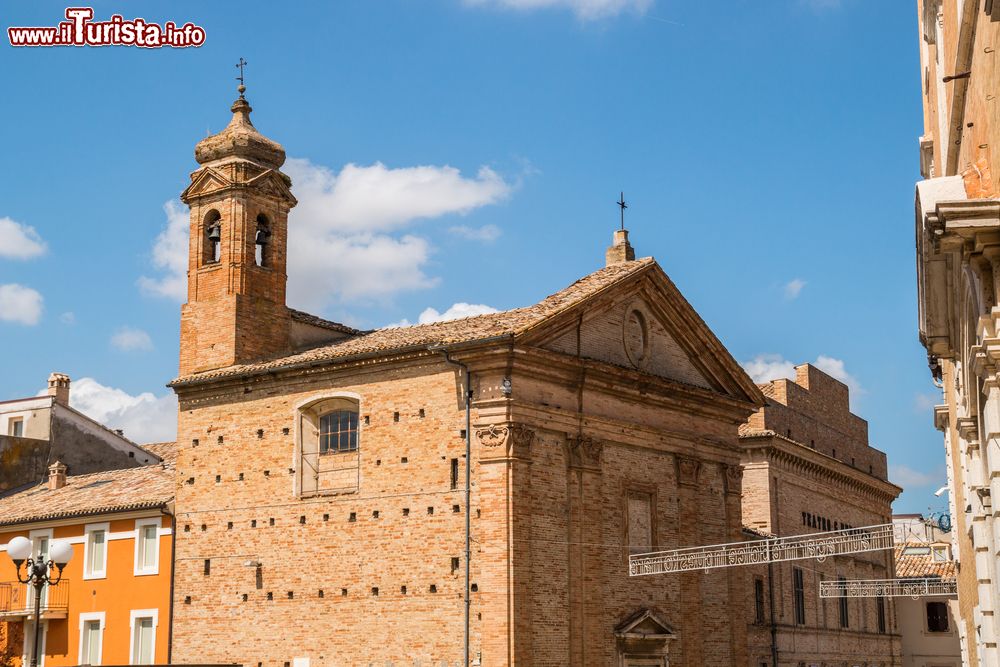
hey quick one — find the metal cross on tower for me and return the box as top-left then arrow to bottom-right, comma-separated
617,192 -> 628,230
236,57 -> 248,96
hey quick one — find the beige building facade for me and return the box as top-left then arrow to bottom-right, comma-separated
915,2 -> 1000,665
0,373 -> 159,497
892,517 -> 962,667
166,88 -> 769,666
740,365 -> 902,667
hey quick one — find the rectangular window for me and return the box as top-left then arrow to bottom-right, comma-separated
838,576 -> 849,628
8,417 -> 23,437
927,601 -> 950,632
793,568 -> 806,625
84,524 -> 108,579
319,410 -> 358,453
876,596 -> 887,634
754,578 -> 766,624
134,520 -> 160,575
78,612 -> 105,666
450,458 -> 459,490
130,611 -> 157,665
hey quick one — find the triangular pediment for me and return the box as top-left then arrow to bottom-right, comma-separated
246,169 -> 298,206
181,167 -> 233,202
524,261 -> 763,405
615,608 -> 675,638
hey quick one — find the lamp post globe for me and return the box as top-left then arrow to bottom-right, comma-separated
5,536 -> 31,563
49,540 -> 73,567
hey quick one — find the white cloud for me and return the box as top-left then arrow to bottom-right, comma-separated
285,159 -> 511,234
110,327 -> 154,352
741,353 -> 863,401
741,354 -> 796,384
64,377 -> 177,444
449,224 -> 502,243
138,200 -> 189,301
783,278 -> 806,300
390,302 -> 500,327
139,160 -> 512,312
285,159 -> 511,310
60,312 -> 76,325
890,464 -> 942,490
464,0 -> 652,20
0,283 -> 43,325
0,217 -> 47,260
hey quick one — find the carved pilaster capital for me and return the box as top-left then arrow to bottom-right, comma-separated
567,435 -> 603,470
723,464 -> 742,495
476,423 -> 534,460
677,456 -> 701,487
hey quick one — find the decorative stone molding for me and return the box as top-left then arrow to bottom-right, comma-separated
723,464 -> 741,495
933,404 -> 950,432
567,435 -> 603,470
957,416 -> 979,444
475,423 -> 534,460
677,456 -> 701,487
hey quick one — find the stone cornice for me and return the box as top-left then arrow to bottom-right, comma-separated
514,345 -> 758,425
740,432 -> 901,503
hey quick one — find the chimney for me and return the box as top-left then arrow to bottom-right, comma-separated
605,229 -> 635,266
47,373 -> 71,405
48,460 -> 67,490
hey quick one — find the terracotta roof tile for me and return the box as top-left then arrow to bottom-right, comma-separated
288,308 -> 364,335
172,258 -> 656,386
0,462 -> 174,527
894,542 -> 957,579
138,441 -> 179,462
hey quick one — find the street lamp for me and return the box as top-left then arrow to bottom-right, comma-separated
5,536 -> 72,667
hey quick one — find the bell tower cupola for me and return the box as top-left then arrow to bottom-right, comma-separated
178,78 -> 297,375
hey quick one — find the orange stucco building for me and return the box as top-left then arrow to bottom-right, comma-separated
0,444 -> 174,666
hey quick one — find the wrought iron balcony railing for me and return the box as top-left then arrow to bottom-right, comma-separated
0,580 -> 70,618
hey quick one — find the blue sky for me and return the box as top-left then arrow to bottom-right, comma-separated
0,1 -> 943,513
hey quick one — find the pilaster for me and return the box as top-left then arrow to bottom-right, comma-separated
566,434 -> 603,666
476,422 -> 535,666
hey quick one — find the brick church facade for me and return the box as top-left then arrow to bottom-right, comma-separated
167,88 -> 768,666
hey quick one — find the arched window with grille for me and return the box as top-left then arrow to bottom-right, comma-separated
296,394 -> 362,497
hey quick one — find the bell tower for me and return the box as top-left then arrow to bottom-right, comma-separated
178,82 -> 297,375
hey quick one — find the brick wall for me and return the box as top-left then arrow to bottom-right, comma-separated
171,347 -> 756,666
740,370 -> 902,666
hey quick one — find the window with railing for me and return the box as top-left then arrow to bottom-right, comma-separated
297,395 -> 362,497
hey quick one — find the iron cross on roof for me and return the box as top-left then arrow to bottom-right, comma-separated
617,192 -> 628,230
236,57 -> 248,97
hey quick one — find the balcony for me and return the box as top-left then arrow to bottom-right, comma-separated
0,580 -> 70,620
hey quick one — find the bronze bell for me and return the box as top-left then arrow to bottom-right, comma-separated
206,222 -> 222,242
